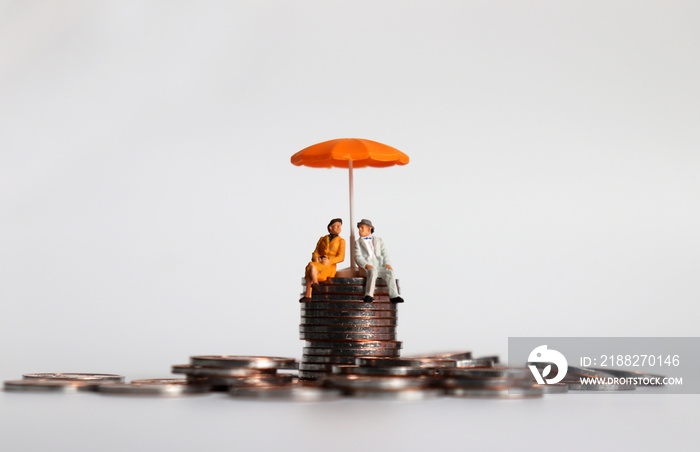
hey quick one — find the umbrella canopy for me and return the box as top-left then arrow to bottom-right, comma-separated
291,138 -> 409,169
291,138 -> 409,273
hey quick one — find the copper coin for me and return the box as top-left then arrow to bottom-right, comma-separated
172,365 -> 276,377
301,302 -> 397,311
300,332 -> 397,341
402,351 -> 472,361
190,356 -> 297,370
4,379 -> 101,393
303,347 -> 401,357
452,357 -> 497,368
97,380 -> 211,396
308,294 -> 393,302
304,340 -> 402,349
300,317 -> 397,326
300,325 -> 396,334
22,373 -> 124,382
187,374 -> 294,388
301,309 -> 397,318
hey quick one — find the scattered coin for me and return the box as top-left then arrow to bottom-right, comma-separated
22,373 -> 124,382
130,378 -> 192,385
402,351 -> 472,360
172,365 -> 277,377
188,374 -> 294,388
4,379 -> 102,393
189,356 -> 298,370
453,356 -> 498,367
97,380 -> 211,396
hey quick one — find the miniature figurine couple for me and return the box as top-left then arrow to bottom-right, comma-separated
302,218 -> 404,304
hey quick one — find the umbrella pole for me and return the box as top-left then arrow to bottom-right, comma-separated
348,161 -> 356,271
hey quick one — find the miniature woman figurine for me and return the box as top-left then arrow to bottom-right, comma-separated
302,218 -> 345,300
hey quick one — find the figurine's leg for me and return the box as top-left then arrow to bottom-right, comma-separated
306,263 -> 320,283
364,266 -> 378,296
380,268 -> 400,298
304,263 -> 319,298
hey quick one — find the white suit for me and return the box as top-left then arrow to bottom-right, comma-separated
354,236 -> 400,299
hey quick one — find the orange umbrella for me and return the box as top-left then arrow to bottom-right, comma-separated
291,138 -> 409,271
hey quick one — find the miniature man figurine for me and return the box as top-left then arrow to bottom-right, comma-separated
354,219 -> 403,303
302,218 -> 346,300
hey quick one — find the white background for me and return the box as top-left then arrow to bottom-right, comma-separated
1,1 -> 698,450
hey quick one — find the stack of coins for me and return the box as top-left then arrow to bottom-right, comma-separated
171,355 -> 298,390
299,277 -> 402,379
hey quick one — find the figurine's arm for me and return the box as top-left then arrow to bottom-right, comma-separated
328,238 -> 345,265
354,241 -> 369,268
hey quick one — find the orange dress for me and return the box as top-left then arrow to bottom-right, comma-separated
310,235 -> 346,281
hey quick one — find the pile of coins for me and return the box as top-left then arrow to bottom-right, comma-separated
4,352 -> 665,398
172,355 -> 297,389
2,357 -> 304,397
322,353 -> 554,399
299,277 -> 402,379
